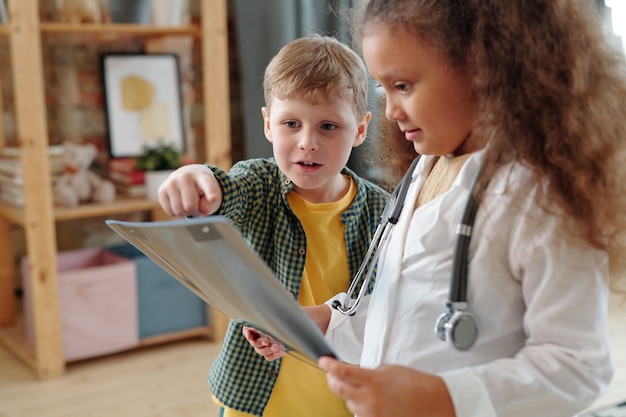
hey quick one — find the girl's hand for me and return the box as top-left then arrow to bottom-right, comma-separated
318,357 -> 456,417
242,326 -> 287,361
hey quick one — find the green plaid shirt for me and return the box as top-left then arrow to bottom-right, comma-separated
206,158 -> 389,416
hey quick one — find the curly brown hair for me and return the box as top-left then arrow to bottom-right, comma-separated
352,0 -> 626,272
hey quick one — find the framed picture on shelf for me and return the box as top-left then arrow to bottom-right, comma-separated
101,53 -> 186,158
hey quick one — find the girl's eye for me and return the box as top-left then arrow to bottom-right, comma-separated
320,123 -> 336,131
284,121 -> 299,128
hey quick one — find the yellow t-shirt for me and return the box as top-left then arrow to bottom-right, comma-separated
220,176 -> 356,417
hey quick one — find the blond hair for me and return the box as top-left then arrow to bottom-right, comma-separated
263,35 -> 368,119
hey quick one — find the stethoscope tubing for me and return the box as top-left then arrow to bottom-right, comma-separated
334,156 -> 421,315
449,169 -> 481,303
335,155 -> 483,312
333,154 -> 484,351
337,221 -> 393,315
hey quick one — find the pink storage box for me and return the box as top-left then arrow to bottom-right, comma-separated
22,247 -> 139,361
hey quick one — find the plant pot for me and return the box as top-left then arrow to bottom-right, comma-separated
109,0 -> 151,24
145,170 -> 173,201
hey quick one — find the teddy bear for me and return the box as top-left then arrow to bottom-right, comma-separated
53,142 -> 116,207
56,0 -> 104,24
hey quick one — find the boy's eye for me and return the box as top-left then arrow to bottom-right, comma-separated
320,123 -> 336,131
284,121 -> 299,128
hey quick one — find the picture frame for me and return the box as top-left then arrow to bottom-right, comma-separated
101,53 -> 186,158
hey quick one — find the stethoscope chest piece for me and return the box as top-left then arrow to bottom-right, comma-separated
435,305 -> 478,351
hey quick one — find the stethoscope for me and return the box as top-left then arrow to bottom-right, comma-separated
331,155 -> 481,351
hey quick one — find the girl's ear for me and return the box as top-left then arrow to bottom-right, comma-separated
353,111 -> 372,148
261,107 -> 272,143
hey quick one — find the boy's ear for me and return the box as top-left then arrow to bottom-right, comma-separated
353,111 -> 372,148
261,107 -> 272,143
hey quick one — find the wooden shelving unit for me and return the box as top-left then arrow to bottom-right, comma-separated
0,0 -> 231,379
40,22 -> 202,36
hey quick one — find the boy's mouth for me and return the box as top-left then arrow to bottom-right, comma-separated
297,161 -> 321,167
295,161 -> 322,172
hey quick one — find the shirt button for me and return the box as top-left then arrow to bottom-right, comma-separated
298,248 -> 306,256
284,179 -> 291,185
267,370 -> 277,378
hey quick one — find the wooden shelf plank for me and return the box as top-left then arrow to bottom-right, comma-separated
0,197 -> 161,225
53,197 -> 160,221
40,22 -> 200,37
8,0 -> 66,379
1,22 -> 199,37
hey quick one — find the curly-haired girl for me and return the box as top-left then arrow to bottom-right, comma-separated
248,1 -> 626,416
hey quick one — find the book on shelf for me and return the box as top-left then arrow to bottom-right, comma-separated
109,170 -> 145,186
0,156 -> 65,184
0,176 -> 56,207
0,146 -> 66,207
1,145 -> 64,159
108,157 -> 146,188
0,191 -> 25,207
109,158 -> 139,174
115,183 -> 147,198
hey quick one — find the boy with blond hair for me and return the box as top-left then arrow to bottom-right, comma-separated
158,35 -> 388,417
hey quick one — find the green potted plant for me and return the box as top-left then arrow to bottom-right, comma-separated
135,142 -> 183,172
135,142 -> 184,200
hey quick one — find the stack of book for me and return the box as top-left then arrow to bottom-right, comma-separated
108,158 -> 147,197
0,146 -> 65,206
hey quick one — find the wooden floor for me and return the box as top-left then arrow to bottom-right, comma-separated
0,338 -> 223,417
0,292 -> 624,417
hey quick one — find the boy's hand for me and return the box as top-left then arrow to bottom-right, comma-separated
303,304 -> 332,334
158,164 -> 223,217
242,326 -> 287,361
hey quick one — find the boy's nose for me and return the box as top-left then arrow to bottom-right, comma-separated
298,131 -> 319,151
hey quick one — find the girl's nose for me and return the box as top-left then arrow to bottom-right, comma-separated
385,97 -> 404,121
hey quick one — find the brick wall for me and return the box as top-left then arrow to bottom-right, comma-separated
0,0 -> 244,168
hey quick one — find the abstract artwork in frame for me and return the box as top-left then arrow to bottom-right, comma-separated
101,53 -> 186,158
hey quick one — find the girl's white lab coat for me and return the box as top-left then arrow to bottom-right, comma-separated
326,152 -> 613,417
